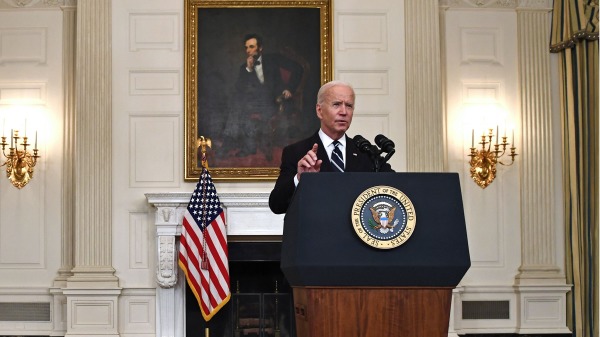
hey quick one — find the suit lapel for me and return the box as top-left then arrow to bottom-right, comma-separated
344,135 -> 361,172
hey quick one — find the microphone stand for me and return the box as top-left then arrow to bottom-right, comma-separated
364,145 -> 383,172
373,151 -> 382,172
371,148 -> 394,172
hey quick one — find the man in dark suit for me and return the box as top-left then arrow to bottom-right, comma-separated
268,80 -> 394,214
231,33 -> 302,160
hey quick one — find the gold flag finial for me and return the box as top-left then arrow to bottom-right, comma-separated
197,136 -> 212,170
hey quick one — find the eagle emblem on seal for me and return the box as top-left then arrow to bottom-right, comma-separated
369,203 -> 400,234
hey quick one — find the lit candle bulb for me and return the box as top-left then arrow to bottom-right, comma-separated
512,129 -> 514,145
472,129 -> 474,148
35,131 -> 37,150
496,125 -> 499,145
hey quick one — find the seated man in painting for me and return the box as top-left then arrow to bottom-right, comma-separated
230,33 -> 304,162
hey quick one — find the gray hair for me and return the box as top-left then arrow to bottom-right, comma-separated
316,80 -> 355,104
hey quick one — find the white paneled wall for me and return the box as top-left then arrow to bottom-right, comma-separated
445,8 -> 521,283
0,8 -> 63,287
335,2 -> 405,171
0,6 -> 64,336
445,8 -> 523,333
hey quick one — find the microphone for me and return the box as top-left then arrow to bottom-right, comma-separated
353,135 -> 374,154
374,134 -> 395,163
375,134 -> 395,153
354,135 -> 383,172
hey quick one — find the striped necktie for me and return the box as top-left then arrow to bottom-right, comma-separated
331,140 -> 345,172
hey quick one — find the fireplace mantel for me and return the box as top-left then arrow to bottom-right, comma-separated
145,192 -> 284,337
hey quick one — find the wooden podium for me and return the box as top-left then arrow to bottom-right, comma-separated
280,173 -> 471,337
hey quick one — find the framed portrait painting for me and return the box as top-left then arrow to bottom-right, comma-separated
184,0 -> 333,181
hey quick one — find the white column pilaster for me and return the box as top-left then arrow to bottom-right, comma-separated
51,4 -> 77,336
515,2 -> 570,333
405,0 -> 445,171
65,0 -> 120,336
69,0 -> 117,286
55,0 -> 77,288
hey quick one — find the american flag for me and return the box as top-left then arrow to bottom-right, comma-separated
179,168 -> 230,321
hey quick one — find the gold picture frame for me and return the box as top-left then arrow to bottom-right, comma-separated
184,0 -> 333,181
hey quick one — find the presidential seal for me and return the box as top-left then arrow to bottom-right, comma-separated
351,185 -> 416,249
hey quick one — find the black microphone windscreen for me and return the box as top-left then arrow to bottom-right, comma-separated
375,134 -> 395,153
354,135 -> 372,153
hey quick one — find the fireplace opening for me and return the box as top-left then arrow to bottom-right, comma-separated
185,241 -> 296,337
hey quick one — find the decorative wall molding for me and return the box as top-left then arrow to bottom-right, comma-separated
119,289 -> 156,335
129,69 -> 180,96
515,285 -> 571,333
440,0 -> 552,9
460,27 -> 503,65
0,28 -> 47,65
337,69 -> 390,95
129,114 -> 179,187
146,192 -> 284,236
63,289 -> 120,335
157,236 -> 177,288
462,81 -> 502,103
0,0 -> 66,9
129,12 -> 179,51
351,112 -> 391,137
129,212 -> 150,270
0,82 -> 47,104
337,11 -> 388,51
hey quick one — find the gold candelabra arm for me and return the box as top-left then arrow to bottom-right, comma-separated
0,136 -> 8,161
493,143 -> 501,159
497,146 -> 518,166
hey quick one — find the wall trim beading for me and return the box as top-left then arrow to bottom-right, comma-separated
0,0 -> 71,9
440,0 -> 552,9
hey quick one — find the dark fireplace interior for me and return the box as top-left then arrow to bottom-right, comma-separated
186,241 -> 296,337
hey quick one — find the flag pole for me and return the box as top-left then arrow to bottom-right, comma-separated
197,136 -> 212,271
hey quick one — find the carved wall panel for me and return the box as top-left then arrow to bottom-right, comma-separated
129,12 -> 180,51
129,114 -> 180,187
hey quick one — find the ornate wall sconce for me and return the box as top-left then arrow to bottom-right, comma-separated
468,127 -> 517,189
0,129 -> 40,189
